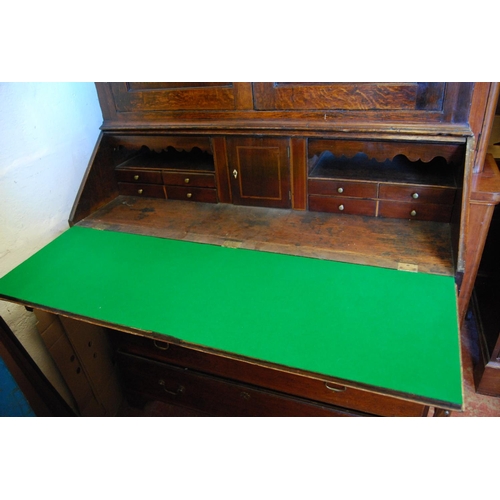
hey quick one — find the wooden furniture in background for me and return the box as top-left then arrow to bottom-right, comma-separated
472,154 -> 500,397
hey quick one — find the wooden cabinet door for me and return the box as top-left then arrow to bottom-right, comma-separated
108,82 -> 253,112
253,82 -> 454,111
226,137 -> 291,208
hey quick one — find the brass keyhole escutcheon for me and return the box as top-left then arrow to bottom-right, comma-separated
233,169 -> 238,179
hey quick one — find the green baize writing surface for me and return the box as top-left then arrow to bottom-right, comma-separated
0,226 -> 462,406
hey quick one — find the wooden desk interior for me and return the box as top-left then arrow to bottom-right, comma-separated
79,196 -> 455,277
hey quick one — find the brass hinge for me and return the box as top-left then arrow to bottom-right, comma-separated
398,263 -> 418,273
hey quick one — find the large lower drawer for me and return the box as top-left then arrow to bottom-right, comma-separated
112,333 -> 429,417
117,351 -> 363,417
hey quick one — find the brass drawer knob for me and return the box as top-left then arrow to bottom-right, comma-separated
338,204 -> 345,211
184,178 -> 190,184
410,210 -> 417,217
134,174 -> 139,181
186,193 -> 192,199
137,189 -> 143,195
337,187 -> 344,194
412,192 -> 419,199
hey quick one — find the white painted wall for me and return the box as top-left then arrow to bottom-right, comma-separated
0,82 -> 103,403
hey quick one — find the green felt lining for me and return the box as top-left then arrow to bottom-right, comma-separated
0,226 -> 462,405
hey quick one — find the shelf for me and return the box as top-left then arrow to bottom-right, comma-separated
309,151 -> 457,188
117,146 -> 215,173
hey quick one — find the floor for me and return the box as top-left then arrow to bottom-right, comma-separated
0,355 -> 35,417
117,310 -> 500,418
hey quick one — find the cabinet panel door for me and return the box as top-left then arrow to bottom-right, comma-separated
226,137 -> 291,208
253,82 -> 446,111
109,82 -> 252,111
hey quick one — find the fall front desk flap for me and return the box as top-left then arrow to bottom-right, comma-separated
0,226 -> 462,407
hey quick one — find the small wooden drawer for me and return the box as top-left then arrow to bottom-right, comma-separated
308,179 -> 377,198
162,171 -> 216,188
378,201 -> 453,222
113,333 -> 427,417
117,182 -> 166,198
309,195 -> 376,216
117,352 -> 362,417
115,169 -> 163,184
379,184 -> 456,205
166,186 -> 218,203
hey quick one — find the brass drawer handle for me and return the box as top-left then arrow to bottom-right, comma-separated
412,192 -> 419,199
159,379 -> 185,396
410,210 -> 417,217
186,192 -> 192,199
338,204 -> 345,211
337,187 -> 344,194
153,340 -> 170,351
137,189 -> 143,195
134,174 -> 140,181
184,178 -> 190,184
325,382 -> 346,392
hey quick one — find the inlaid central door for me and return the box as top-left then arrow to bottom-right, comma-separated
226,137 -> 291,208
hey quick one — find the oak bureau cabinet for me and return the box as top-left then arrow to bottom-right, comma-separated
1,82 -> 500,417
